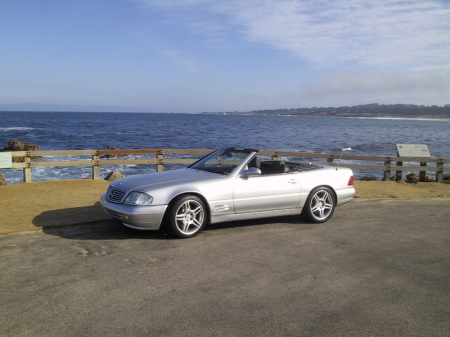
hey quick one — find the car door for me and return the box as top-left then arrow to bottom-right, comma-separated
233,172 -> 301,213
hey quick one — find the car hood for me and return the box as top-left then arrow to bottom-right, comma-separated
110,168 -> 222,192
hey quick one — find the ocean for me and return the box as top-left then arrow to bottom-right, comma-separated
1,111 -> 449,184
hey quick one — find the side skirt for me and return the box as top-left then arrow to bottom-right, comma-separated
209,208 -> 301,224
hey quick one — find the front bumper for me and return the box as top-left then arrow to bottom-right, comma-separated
100,194 -> 168,230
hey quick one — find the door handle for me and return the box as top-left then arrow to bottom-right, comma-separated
288,179 -> 299,184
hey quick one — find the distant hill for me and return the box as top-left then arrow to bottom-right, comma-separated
202,104 -> 450,119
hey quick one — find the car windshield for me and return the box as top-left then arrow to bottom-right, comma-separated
189,148 -> 255,175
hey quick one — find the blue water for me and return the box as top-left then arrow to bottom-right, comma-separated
1,111 -> 449,183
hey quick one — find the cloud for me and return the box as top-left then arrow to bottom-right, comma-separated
304,72 -> 449,97
133,0 -> 450,70
300,72 -> 450,106
233,71 -> 450,109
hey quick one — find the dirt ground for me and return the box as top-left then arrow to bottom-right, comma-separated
353,179 -> 450,199
0,179 -> 110,235
0,179 -> 449,235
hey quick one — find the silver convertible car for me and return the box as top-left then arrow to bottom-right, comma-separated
101,148 -> 355,238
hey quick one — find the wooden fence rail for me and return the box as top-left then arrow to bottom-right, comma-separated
5,148 -> 450,183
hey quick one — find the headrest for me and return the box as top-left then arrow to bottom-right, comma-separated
248,157 -> 261,168
271,161 -> 289,173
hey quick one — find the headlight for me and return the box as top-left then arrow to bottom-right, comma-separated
124,192 -> 154,205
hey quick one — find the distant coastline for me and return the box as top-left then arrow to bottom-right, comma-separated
200,103 -> 450,120
1,103 -> 449,119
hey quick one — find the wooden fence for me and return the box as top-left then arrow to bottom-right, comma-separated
6,148 -> 450,183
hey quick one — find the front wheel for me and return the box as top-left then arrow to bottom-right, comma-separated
165,195 -> 207,238
302,187 -> 335,223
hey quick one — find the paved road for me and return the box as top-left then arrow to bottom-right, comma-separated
1,199 -> 449,336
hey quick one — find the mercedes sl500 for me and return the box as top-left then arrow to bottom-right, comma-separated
100,148 -> 355,238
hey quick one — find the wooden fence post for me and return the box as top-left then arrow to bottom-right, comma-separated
327,155 -> 334,165
436,160 -> 443,183
383,159 -> 391,181
395,161 -> 403,181
157,150 -> 163,172
419,162 -> 427,182
23,152 -> 32,182
92,152 -> 100,179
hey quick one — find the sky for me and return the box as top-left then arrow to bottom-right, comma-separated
1,0 -> 450,113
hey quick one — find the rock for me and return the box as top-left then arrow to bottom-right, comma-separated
2,140 -> 42,162
405,173 -> 435,183
359,176 -> 378,181
3,139 -> 41,152
0,173 -> 7,185
104,170 -> 125,181
103,146 -> 127,159
406,173 -> 420,183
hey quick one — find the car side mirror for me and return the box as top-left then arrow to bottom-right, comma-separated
241,167 -> 262,177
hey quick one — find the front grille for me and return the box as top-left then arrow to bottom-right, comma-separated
106,185 -> 127,203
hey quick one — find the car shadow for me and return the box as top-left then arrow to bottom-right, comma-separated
33,202 -> 167,241
37,204 -> 307,241
43,220 -> 171,240
204,215 -> 306,232
33,202 -> 108,229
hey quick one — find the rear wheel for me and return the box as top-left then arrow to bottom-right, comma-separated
165,195 -> 207,238
302,187 -> 335,223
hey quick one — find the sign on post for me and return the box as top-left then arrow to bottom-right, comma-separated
0,152 -> 12,169
396,144 -> 431,158
396,144 -> 431,182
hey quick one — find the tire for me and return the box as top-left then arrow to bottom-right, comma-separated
302,187 -> 335,223
165,195 -> 207,238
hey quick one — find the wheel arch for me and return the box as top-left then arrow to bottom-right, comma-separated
308,184 -> 338,203
165,192 -> 211,225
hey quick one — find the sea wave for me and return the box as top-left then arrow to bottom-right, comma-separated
0,127 -> 35,132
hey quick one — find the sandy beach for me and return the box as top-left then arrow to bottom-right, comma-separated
1,179 -> 449,236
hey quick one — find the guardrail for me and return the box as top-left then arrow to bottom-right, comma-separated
6,148 -> 450,183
